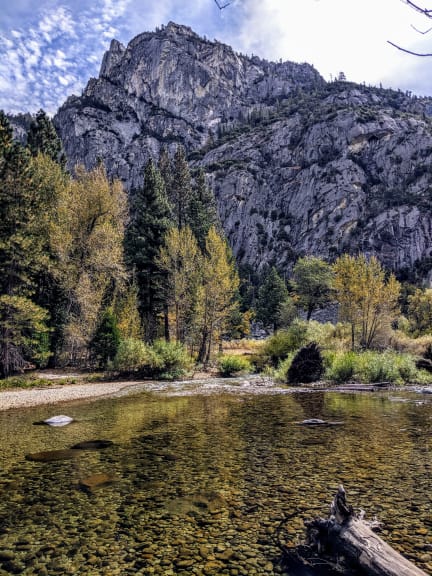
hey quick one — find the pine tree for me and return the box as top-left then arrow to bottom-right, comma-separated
0,113 -> 51,375
124,159 -> 172,341
158,146 -> 173,208
256,267 -> 289,331
90,308 -> 120,368
189,168 -> 219,249
27,109 -> 65,165
171,146 -> 193,229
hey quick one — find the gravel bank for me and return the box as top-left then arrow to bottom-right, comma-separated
0,381 -> 144,411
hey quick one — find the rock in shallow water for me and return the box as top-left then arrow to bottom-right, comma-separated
79,473 -> 117,492
33,415 -> 74,427
71,440 -> 114,450
25,449 -> 81,462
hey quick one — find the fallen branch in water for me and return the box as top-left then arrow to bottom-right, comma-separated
305,486 -> 428,576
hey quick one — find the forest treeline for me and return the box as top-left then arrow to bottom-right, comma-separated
0,110 -> 239,377
2,110 -> 432,381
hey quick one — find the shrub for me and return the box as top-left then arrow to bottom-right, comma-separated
354,351 -> 401,383
257,320 -> 309,367
287,342 -> 324,384
217,354 -> 252,376
324,350 -> 356,383
273,353 -> 295,382
324,349 -> 421,384
149,339 -> 193,380
112,338 -> 150,372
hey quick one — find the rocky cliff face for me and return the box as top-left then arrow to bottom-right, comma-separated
55,22 -> 322,187
54,23 -> 432,279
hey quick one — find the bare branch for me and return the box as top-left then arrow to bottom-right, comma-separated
404,0 -> 432,18
387,39 -> 432,56
214,0 -> 231,9
411,24 -> 432,34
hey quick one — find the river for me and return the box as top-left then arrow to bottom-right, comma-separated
0,382 -> 431,575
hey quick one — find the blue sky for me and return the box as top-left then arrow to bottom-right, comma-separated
1,0 -> 431,115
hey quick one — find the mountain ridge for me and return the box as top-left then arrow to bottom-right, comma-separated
52,22 -> 432,281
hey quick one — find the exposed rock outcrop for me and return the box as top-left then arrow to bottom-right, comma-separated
53,22 -> 432,278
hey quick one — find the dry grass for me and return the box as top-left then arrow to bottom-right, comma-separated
389,330 -> 432,356
222,339 -> 262,356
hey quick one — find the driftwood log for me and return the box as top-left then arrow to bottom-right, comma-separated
304,486 -> 428,576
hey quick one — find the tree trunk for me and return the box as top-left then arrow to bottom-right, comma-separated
305,486 -> 428,576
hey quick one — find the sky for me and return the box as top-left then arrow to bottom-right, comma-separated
0,0 -> 431,116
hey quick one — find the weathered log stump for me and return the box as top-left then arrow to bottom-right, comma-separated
287,342 -> 323,384
304,486 -> 428,576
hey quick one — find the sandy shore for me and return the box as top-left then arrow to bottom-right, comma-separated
0,381 -> 145,411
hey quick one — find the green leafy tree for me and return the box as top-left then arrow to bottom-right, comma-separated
51,164 -> 127,364
256,267 -> 289,331
407,288 -> 432,335
156,226 -> 202,345
124,159 -> 172,341
333,254 -> 400,349
292,256 -> 334,320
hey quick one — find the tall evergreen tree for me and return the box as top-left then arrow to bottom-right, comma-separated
256,267 -> 289,331
171,146 -> 193,229
0,112 -> 51,375
189,168 -> 220,249
90,308 -> 120,368
158,146 -> 173,207
27,109 -> 65,165
124,159 -> 172,341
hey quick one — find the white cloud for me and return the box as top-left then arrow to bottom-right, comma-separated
0,0 -> 431,116
227,0 -> 432,93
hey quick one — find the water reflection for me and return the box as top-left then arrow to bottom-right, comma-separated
0,390 -> 431,575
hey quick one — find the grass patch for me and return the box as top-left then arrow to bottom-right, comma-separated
217,354 -> 252,377
324,349 -> 426,384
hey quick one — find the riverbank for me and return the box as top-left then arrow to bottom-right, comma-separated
1,373 -> 430,411
0,380 -> 146,411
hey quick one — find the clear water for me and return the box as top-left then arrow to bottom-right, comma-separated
0,387 -> 432,575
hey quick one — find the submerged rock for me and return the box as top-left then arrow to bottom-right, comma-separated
33,415 -> 74,427
297,419 -> 344,426
71,440 -> 114,450
25,449 -> 81,462
79,473 -> 117,492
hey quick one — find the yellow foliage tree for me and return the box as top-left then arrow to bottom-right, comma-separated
198,227 -> 240,364
156,226 -> 202,345
333,254 -> 400,349
51,164 -> 127,364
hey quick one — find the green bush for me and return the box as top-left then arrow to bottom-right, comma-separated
113,338 -> 192,379
217,354 -> 252,376
324,350 -> 421,384
149,339 -> 193,380
324,350 -> 357,383
112,338 -> 151,372
273,353 -> 295,382
257,320 -> 309,367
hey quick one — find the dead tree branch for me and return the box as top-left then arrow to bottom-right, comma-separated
214,0 -> 232,9
388,1 -> 432,55
387,40 -> 432,56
